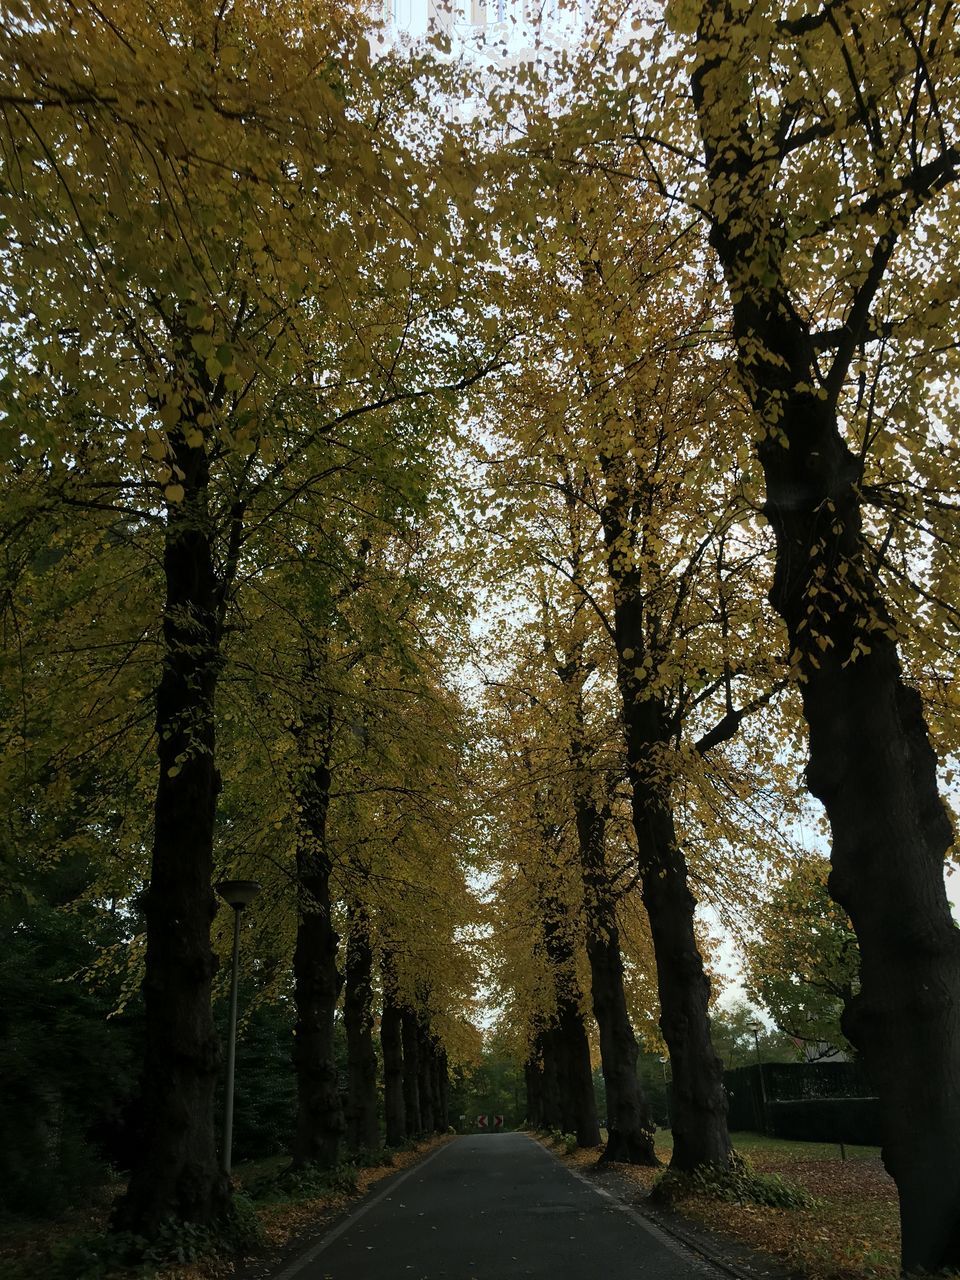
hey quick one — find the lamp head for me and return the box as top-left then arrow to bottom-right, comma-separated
217,879 -> 261,910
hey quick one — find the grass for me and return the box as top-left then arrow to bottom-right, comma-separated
550,1129 -> 899,1280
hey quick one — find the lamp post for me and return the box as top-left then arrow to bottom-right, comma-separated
658,1055 -> 671,1129
217,878 -> 261,1176
747,1020 -> 769,1135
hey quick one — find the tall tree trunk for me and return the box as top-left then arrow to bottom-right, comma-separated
574,784 -> 658,1165
524,1053 -> 545,1129
401,1007 -> 422,1136
542,903 -> 601,1148
599,489 -> 730,1172
417,1020 -> 436,1134
436,1047 -> 449,1131
291,722 -> 345,1169
556,999 -> 601,1147
540,1030 -> 563,1130
344,902 -> 379,1153
380,970 -> 406,1147
635,768 -> 729,1171
691,37 -> 960,1263
115,431 -> 229,1237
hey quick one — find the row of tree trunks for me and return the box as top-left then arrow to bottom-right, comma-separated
381,965 -> 448,1143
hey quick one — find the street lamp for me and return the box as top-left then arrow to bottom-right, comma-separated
217,878 -> 261,1176
658,1055 -> 671,1129
747,1020 -> 769,1135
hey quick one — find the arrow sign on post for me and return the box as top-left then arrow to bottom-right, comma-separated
493,1114 -> 504,1130
477,1114 -> 488,1128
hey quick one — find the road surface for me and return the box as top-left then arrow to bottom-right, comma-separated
271,1132 -> 725,1280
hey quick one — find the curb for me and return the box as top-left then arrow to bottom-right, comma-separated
538,1139 -> 800,1280
232,1137 -> 454,1280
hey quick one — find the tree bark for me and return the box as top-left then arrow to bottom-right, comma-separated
573,774 -> 658,1165
524,1054 -> 544,1129
691,33 -> 960,1264
380,966 -> 406,1147
436,1047 -> 449,1131
401,1006 -> 422,1136
417,1019 -> 436,1134
291,720 -> 345,1170
541,904 -> 601,1148
115,431 -> 229,1237
343,902 -> 379,1153
540,1029 -> 563,1130
599,485 -> 730,1172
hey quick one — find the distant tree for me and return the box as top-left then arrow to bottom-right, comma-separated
744,858 -> 859,1056
0,858 -> 140,1217
709,1000 -> 803,1071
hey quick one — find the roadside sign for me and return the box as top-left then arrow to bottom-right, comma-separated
493,1115 -> 504,1129
477,1114 -> 488,1128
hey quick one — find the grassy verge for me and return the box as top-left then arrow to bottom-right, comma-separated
0,1136 -> 450,1280
541,1129 -> 899,1280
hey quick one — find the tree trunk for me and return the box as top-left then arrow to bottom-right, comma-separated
540,1030 -> 563,1130
636,770 -> 729,1170
417,1020 -> 436,1134
401,1007 -> 422,1136
541,904 -> 601,1148
344,903 -> 379,1153
524,1054 -> 544,1129
575,791 -> 658,1165
115,432 -> 229,1237
380,970 -> 406,1147
291,727 -> 345,1169
689,38 -> 960,1260
599,484 -> 730,1172
436,1048 -> 449,1131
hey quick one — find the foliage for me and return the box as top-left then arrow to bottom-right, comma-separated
709,1000 -> 805,1070
743,857 -> 859,1053
17,1193 -> 264,1280
447,1039 -> 525,1129
252,1162 -> 360,1205
0,858 -> 140,1218
652,1151 -> 816,1211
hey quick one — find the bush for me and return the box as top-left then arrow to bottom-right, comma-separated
652,1152 -> 817,1211
252,1160 -> 359,1205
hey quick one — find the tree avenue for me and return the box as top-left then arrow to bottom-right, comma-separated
2,1 -> 960,1275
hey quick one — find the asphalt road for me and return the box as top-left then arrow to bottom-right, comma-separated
272,1132 -> 725,1280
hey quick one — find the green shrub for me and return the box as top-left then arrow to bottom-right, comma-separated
561,1133 -> 578,1155
652,1151 -> 817,1211
254,1160 -> 360,1205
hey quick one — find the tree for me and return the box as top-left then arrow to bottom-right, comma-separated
744,856 -> 859,1055
621,2 -> 960,1264
472,143 -> 803,1172
0,0 -> 497,1233
709,1000 -> 803,1071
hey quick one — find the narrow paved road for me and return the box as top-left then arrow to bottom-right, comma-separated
273,1133 -> 724,1280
